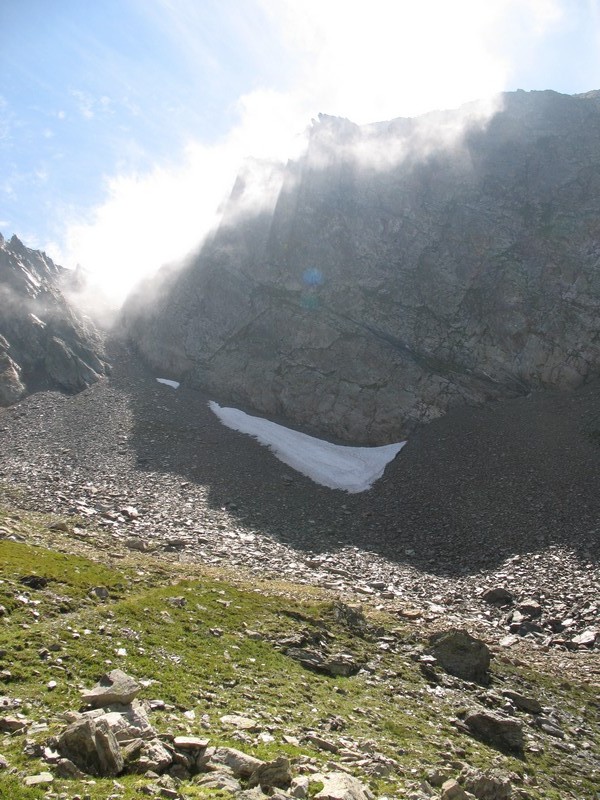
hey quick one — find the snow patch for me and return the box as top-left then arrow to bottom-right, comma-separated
209,401 -> 405,493
156,378 -> 180,389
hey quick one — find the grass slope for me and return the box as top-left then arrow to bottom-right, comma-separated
0,503 -> 598,799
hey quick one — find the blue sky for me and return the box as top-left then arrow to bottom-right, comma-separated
1,0 -> 600,304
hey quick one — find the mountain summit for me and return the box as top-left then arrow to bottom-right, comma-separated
126,90 -> 600,443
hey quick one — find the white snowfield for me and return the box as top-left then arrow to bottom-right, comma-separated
156,378 -> 180,389
209,401 -> 406,493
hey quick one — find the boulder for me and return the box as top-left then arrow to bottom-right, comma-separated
428,629 -> 491,684
460,766 -> 513,800
312,772 -> 374,800
57,717 -> 124,776
248,756 -> 292,789
501,690 -> 542,714
81,670 -> 141,708
209,746 -> 264,777
129,739 -> 173,774
441,779 -> 473,800
464,711 -> 524,754
285,647 -> 362,676
195,772 -> 242,792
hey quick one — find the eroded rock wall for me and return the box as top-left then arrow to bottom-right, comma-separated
0,234 -> 109,405
125,90 -> 600,443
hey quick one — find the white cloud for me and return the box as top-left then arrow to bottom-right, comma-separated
55,0 -> 567,310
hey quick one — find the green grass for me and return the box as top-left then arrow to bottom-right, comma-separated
0,505 -> 598,799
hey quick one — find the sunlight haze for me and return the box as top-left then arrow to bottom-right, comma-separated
1,0 -> 599,305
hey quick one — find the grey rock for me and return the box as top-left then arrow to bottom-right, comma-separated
0,350 -> 25,405
210,746 -> 264,777
460,766 -> 513,800
130,739 -> 173,774
0,715 -> 27,733
249,756 -> 292,789
173,735 -> 210,750
290,776 -> 310,798
220,713 -> 259,730
23,772 -> 54,787
481,588 -> 513,606
516,599 -> 542,618
501,690 -> 542,714
285,647 -> 362,676
81,669 -> 141,708
428,629 -> 491,684
570,627 -> 598,646
57,716 -> 124,776
94,701 -> 154,741
54,757 -> 86,779
464,711 -> 525,754
441,780 -> 472,800
312,771 -> 374,800
195,771 -> 242,792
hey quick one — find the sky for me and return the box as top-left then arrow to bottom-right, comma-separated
1,0 -> 600,306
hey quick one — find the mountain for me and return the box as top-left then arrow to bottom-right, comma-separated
0,233 -> 109,405
125,89 -> 600,444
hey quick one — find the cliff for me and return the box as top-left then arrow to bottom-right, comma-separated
0,234 -> 109,405
125,90 -> 600,443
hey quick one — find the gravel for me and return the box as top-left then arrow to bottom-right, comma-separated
0,335 -> 598,671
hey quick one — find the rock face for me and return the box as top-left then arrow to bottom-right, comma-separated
0,233 -> 108,406
127,90 -> 600,443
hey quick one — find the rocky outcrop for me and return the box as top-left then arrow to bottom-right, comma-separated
0,233 -> 108,406
126,90 -> 600,444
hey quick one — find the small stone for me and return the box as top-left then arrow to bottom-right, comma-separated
517,599 -> 542,618
24,772 -> 54,786
571,628 -> 598,646
121,506 -> 140,519
290,776 -> 310,798
0,716 -> 27,733
440,779 -> 470,800
173,736 -> 209,750
482,587 -> 513,605
195,772 -> 242,793
220,714 -> 259,730
89,587 -> 110,601
502,690 -> 542,714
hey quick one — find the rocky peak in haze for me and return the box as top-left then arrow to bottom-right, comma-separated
125,89 -> 600,444
0,233 -> 109,406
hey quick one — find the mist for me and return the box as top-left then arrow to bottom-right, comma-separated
40,0 -> 566,318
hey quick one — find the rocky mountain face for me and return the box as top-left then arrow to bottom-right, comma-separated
0,233 -> 109,406
125,90 -> 600,444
